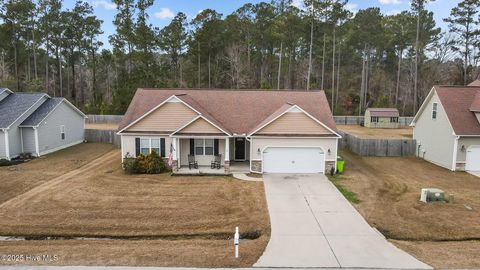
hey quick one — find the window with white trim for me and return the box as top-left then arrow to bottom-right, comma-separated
60,125 -> 66,140
140,138 -> 161,155
390,117 -> 399,123
371,116 -> 379,123
194,139 -> 215,156
432,102 -> 438,119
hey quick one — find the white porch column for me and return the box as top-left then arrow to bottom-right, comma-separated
34,127 -> 40,157
172,137 -> 178,160
225,138 -> 230,161
4,129 -> 10,160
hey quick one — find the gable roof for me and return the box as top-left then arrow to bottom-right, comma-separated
118,89 -> 338,136
470,91 -> 480,112
0,88 -> 13,96
468,79 -> 480,87
0,92 -> 48,129
366,108 -> 400,117
434,86 -> 480,136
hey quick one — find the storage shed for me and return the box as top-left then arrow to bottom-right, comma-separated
364,108 -> 400,129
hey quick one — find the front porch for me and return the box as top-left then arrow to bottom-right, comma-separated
171,137 -> 251,175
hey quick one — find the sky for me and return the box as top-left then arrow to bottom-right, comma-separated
73,0 -> 461,49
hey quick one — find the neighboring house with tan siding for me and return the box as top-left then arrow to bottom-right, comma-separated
0,89 -> 86,160
411,79 -> 480,172
117,89 -> 341,174
364,108 -> 400,129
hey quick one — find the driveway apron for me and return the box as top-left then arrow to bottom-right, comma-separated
254,174 -> 432,269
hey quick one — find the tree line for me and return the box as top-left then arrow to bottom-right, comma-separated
0,0 -> 479,115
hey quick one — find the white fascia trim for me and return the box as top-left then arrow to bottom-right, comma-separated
247,104 -> 341,138
411,87 -> 435,126
61,98 -> 87,119
170,115 -> 231,137
452,136 -> 459,171
0,88 -> 13,95
171,135 -> 229,139
118,95 -> 201,134
119,133 -> 171,136
39,140 -> 83,156
249,136 -> 340,139
6,94 -> 50,130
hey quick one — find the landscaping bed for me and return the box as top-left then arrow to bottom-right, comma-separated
0,149 -> 270,267
337,150 -> 480,268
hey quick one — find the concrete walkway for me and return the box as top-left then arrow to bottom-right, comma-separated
254,174 -> 432,269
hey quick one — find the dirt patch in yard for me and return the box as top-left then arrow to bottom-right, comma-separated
338,150 -> 480,268
338,125 -> 413,139
84,123 -> 119,130
0,143 -> 116,204
0,150 -> 270,267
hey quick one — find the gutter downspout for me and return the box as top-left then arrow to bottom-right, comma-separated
245,136 -> 252,173
34,127 -> 40,157
452,135 -> 460,171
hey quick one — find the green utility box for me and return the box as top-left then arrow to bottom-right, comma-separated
337,156 -> 345,173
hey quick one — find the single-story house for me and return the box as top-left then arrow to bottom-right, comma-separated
364,108 -> 400,129
410,80 -> 480,172
117,89 -> 341,174
0,89 -> 87,160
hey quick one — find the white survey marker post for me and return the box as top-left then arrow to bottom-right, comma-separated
234,226 -> 239,258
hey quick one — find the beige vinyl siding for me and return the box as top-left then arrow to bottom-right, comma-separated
250,137 -> 338,162
127,102 -> 197,132
37,102 -> 85,155
413,90 -> 456,170
179,117 -> 224,134
475,112 -> 480,123
21,128 -> 36,154
0,131 -> 5,158
256,112 -> 333,135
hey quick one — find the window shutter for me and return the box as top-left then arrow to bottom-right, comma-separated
214,139 -> 219,155
160,138 -> 166,157
190,139 -> 194,155
135,138 -> 140,156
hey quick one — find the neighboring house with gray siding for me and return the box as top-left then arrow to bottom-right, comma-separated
411,80 -> 480,172
0,89 -> 86,160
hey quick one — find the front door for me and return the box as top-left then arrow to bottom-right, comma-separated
235,138 -> 245,160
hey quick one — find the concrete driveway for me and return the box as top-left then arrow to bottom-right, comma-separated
255,174 -> 432,269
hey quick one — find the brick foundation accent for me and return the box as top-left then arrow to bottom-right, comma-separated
224,160 -> 230,173
325,161 -> 336,174
251,160 -> 262,173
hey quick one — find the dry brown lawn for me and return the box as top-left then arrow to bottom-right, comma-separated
0,147 -> 270,267
84,123 -> 119,130
338,125 -> 413,139
338,150 -> 480,268
0,143 -> 116,204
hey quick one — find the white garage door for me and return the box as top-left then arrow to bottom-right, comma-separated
466,146 -> 480,172
263,147 -> 325,173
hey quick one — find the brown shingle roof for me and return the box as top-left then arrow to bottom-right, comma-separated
118,89 -> 337,135
366,108 -> 400,117
435,86 -> 480,136
468,79 -> 480,87
470,91 -> 480,112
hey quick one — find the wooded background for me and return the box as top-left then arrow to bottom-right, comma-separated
0,0 -> 479,115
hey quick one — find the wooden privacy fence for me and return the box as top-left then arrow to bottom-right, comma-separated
85,129 -> 120,147
86,114 -> 123,124
339,132 -> 416,157
334,116 -> 413,126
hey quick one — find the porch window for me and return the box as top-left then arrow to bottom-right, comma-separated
140,138 -> 161,155
194,139 -> 215,156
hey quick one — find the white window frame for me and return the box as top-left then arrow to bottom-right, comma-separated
371,116 -> 379,123
140,138 -> 162,155
60,125 -> 66,140
432,102 -> 438,119
390,117 -> 399,123
194,139 -> 215,156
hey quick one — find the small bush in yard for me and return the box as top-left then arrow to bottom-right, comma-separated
123,151 -> 165,174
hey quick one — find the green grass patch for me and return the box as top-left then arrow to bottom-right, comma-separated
328,174 -> 360,204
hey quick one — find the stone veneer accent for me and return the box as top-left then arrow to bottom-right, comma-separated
325,161 -> 336,174
224,160 -> 230,173
251,160 -> 262,173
